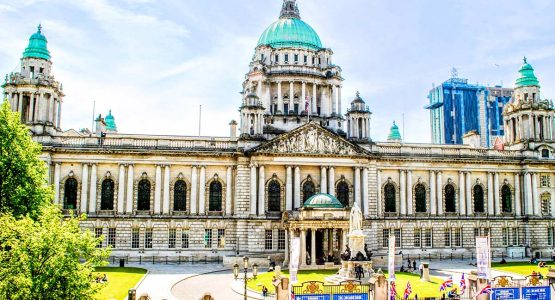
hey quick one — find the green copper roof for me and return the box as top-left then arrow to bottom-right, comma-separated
257,1 -> 322,51
105,110 -> 117,132
303,193 -> 344,208
515,57 -> 540,88
388,121 -> 402,141
22,24 -> 51,60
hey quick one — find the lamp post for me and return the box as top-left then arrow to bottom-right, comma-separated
233,256 -> 258,300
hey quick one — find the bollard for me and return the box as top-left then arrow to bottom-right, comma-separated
128,289 -> 136,300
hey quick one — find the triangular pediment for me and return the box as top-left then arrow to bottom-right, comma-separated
249,122 -> 366,156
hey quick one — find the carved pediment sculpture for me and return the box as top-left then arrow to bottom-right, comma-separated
250,122 -> 365,156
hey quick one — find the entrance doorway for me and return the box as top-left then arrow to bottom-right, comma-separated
305,229 -> 325,265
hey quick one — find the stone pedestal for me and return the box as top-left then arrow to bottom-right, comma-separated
368,274 -> 387,300
421,262 -> 431,282
348,230 -> 366,258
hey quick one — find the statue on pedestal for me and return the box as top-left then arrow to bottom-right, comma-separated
349,203 -> 363,234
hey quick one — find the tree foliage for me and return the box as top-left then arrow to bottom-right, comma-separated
0,207 -> 110,299
0,101 -> 52,218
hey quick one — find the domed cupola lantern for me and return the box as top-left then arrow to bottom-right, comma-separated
345,92 -> 372,142
242,0 -> 344,138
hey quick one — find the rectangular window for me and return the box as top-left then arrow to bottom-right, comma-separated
284,54 -> 289,63
278,230 -> 286,250
169,228 -> 176,249
382,229 -> 390,248
265,230 -> 273,250
548,227 -> 554,246
474,228 -> 480,238
284,103 -> 289,115
275,54 -> 279,63
217,229 -> 225,249
95,228 -> 103,249
414,228 -> 421,248
132,228 -> 139,249
294,103 -> 299,114
483,228 -> 490,237
304,55 -> 307,63
518,227 -> 526,245
502,228 -> 509,246
444,228 -> 451,247
541,175 -> 550,187
312,56 -> 315,65
182,230 -> 189,249
294,54 -> 298,62
511,228 -> 518,246
394,229 -> 401,248
204,229 -> 212,249
145,228 -> 153,249
108,228 -> 116,248
423,228 -> 432,248
453,228 -> 462,247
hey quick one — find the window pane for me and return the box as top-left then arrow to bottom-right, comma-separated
204,229 -> 213,249
173,181 -> 187,211
209,182 -> 222,212
265,230 -> 273,250
101,179 -> 115,210
108,228 -> 116,248
145,228 -> 153,249
169,229 -> 176,249
138,180 -> 151,211
182,230 -> 190,249
268,180 -> 281,212
132,228 -> 139,249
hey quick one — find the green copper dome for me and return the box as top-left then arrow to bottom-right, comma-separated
387,121 -> 402,141
257,1 -> 322,51
105,110 -> 117,132
515,57 -> 540,88
303,194 -> 344,208
22,24 -> 51,60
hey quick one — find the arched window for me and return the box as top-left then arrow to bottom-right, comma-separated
173,180 -> 187,211
384,183 -> 396,213
336,182 -> 349,207
138,179 -> 151,211
63,178 -> 78,209
268,180 -> 281,212
302,181 -> 315,203
415,184 -> 427,213
473,185 -> 485,213
444,184 -> 456,213
501,185 -> 512,213
209,181 -> 223,212
100,179 -> 115,210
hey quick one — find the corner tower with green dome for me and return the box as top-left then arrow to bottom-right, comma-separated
503,57 -> 555,152
240,0 -> 345,140
2,24 -> 65,137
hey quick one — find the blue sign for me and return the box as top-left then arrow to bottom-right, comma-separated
296,295 -> 330,300
333,294 -> 369,300
491,287 -> 520,300
521,286 -> 551,300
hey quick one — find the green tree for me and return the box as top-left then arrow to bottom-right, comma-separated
0,206 -> 110,299
0,100 -> 52,218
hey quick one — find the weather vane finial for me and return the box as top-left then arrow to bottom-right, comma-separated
38,23 -> 42,33
356,91 -> 360,98
280,0 -> 300,19
523,56 -> 527,64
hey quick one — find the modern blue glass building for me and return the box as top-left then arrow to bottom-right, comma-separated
426,77 -> 512,147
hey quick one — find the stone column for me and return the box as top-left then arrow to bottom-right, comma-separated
459,172 -> 466,215
89,164 -> 97,213
327,229 -> 333,254
406,170 -> 413,214
338,86 -> 342,116
258,165 -> 265,216
430,171 -> 436,215
525,172 -> 533,215
80,164 -> 89,214
354,167 -> 361,207
286,166 -> 293,210
532,173 -> 540,216
300,229 -> 306,266
57,101 -> 62,128
363,167 -> 369,216
338,229 -> 344,253
400,170 -> 406,215
154,165 -> 162,214
53,163 -> 61,204
277,81 -> 283,113
301,82 -> 306,111
487,172 -> 494,215
126,165 -> 134,213
163,165 -> 170,214
377,170 -> 382,217
466,172 -> 472,215
199,166 -> 206,215
494,173 -> 500,215
49,96 -> 55,122
190,166 -> 198,214
331,85 -> 337,114
436,171 -> 443,215
289,81 -> 294,111
116,164 -> 126,213
284,230 -> 290,264
18,93 -> 24,117
311,229 -> 316,266
320,166 -> 328,194
328,167 -> 335,196
294,166 -> 301,209
250,164 -> 257,215
226,166 -> 233,216
515,173 -> 521,217
28,95 -> 35,122
312,82 -> 317,114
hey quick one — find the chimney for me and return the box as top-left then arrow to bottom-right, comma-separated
229,120 -> 238,141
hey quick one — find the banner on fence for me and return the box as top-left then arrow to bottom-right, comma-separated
333,294 -> 368,300
475,236 -> 491,279
521,286 -> 551,300
491,287 -> 520,299
296,295 -> 329,300
388,235 -> 395,281
290,237 -> 300,284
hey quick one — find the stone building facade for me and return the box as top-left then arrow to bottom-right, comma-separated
3,0 -> 555,266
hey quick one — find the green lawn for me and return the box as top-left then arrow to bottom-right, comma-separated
94,267 -> 147,300
492,261 -> 554,277
247,269 -> 453,297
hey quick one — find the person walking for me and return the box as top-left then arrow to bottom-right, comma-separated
418,262 -> 423,279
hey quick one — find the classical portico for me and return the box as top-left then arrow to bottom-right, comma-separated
284,194 -> 350,269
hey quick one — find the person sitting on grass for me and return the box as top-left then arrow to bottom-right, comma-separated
531,257 -> 539,264
539,261 -> 547,268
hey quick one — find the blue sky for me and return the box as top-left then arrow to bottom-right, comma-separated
1,0 -> 554,142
